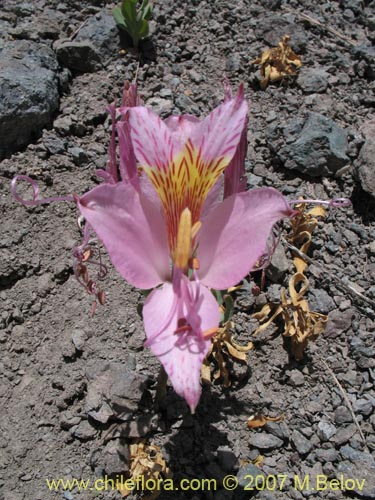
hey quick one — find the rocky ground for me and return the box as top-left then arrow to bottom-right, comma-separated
1,0 -> 375,499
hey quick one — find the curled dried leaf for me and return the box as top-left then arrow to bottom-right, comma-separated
117,440 -> 171,499
247,413 -> 284,429
202,321 -> 253,387
253,35 -> 302,89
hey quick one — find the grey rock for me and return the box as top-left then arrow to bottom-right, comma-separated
324,308 -> 355,338
85,363 -> 150,423
175,94 -> 200,114
226,53 -> 241,73
254,16 -> 308,53
72,420 -> 97,441
0,40 -> 59,159
146,97 -> 173,116
308,288 -> 335,314
356,136 -> 375,199
291,430 -> 313,455
75,13 -> 120,61
249,433 -> 283,450
237,464 -> 266,499
54,39 -> 102,72
297,68 -> 329,93
332,424 -> 356,446
68,146 -> 88,166
266,242 -> 289,282
101,439 -> 130,476
334,405 -> 352,425
216,446 -> 238,472
71,328 -> 88,351
43,132 -> 66,155
354,397 -> 375,416
265,421 -> 289,440
267,113 -> 349,177
317,421 -> 336,441
315,447 -> 339,462
337,447 -> 375,497
288,370 -> 305,387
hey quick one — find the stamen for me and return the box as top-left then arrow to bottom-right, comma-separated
191,220 -> 202,239
189,257 -> 200,270
174,208 -> 192,269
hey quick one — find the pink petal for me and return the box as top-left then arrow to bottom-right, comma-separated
164,114 -> 200,144
123,106 -> 181,170
201,175 -> 223,219
198,188 -> 295,289
77,183 -> 170,290
223,116 -> 248,198
143,276 -> 220,413
116,120 -> 139,187
189,86 -> 248,166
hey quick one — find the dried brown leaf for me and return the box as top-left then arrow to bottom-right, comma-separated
253,35 -> 302,88
247,414 -> 284,429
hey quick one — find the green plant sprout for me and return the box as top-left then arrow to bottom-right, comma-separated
113,0 -> 152,49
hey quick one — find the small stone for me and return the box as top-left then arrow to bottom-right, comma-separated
332,425 -> 356,446
288,370 -> 305,387
216,446 -> 238,472
101,439 -> 130,476
71,328 -> 88,352
226,53 -> 241,73
291,430 -> 313,455
266,242 -> 289,282
237,464 -> 266,499
317,421 -> 337,441
334,405 -> 352,425
249,433 -> 283,450
145,97 -> 173,116
308,288 -> 335,314
43,133 -> 66,155
267,112 -> 349,178
297,67 -> 329,93
315,447 -> 339,462
68,146 -> 88,166
265,421 -> 289,440
54,39 -> 102,72
354,398 -> 374,416
72,420 -> 97,441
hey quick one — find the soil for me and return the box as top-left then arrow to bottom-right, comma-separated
1,1 -> 375,500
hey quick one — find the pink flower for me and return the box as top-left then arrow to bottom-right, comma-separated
77,86 -> 294,412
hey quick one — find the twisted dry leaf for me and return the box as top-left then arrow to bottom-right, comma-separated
253,35 -> 302,89
201,321 -> 253,387
118,440 -> 171,499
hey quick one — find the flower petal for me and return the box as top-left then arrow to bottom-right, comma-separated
189,86 -> 248,166
198,188 -> 295,289
123,106 -> 181,170
77,183 -> 170,289
143,276 -> 220,413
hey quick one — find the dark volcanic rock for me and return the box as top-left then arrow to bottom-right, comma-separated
356,131 -> 375,199
267,112 -> 349,177
54,40 -> 102,72
0,40 -> 59,159
75,13 -> 120,61
297,67 -> 329,93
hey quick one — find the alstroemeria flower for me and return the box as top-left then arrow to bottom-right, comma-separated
78,87 -> 294,412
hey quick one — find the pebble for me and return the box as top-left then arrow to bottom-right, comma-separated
297,67 -> 329,94
334,405 -> 352,425
288,370 -> 305,387
248,433 -> 284,450
291,430 -> 313,455
317,421 -> 337,441
71,420 -> 97,441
